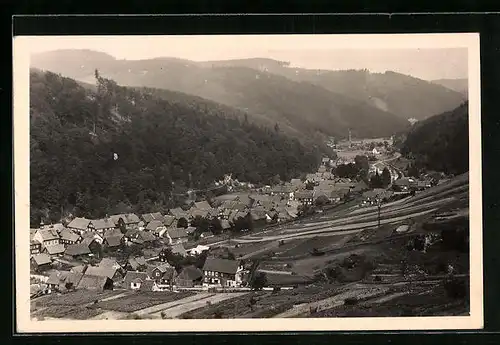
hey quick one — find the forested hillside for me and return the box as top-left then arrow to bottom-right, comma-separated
31,50 -> 415,139
431,78 -> 468,98
400,102 -> 469,175
30,70 -> 327,224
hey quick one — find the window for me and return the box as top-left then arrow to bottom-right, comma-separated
215,272 -> 219,277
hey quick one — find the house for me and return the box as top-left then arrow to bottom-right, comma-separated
141,212 -> 163,224
393,178 -> 413,192
169,208 -> 188,221
185,226 -> 197,235
81,230 -> 104,244
220,219 -> 231,231
318,165 -> 327,173
31,253 -> 52,272
82,238 -> 102,256
30,229 -> 42,255
193,200 -> 212,211
145,220 -> 166,235
290,178 -> 304,188
86,264 -> 122,281
33,228 -> 60,249
137,230 -> 157,244
189,208 -> 210,220
44,243 -> 66,258
64,242 -> 92,259
46,271 -> 83,292
162,215 -> 176,228
175,265 -> 203,287
70,265 -> 88,274
124,228 -> 140,242
91,218 -> 116,235
165,228 -> 189,245
104,228 -> 123,238
76,274 -> 113,291
109,213 -> 140,228
269,185 -> 295,200
170,243 -> 188,257
67,217 -> 92,233
148,263 -> 176,288
128,256 -> 147,271
328,188 -> 349,203
202,257 -> 244,287
123,271 -> 150,290
58,228 -> 81,245
104,234 -> 125,249
200,231 -> 214,239
295,190 -> 314,206
188,245 -> 210,256
322,157 -> 331,165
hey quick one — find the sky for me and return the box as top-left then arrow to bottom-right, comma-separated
25,34 -> 470,80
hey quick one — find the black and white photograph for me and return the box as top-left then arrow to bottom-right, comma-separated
14,33 -> 482,332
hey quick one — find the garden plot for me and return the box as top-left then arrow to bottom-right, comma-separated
90,291 -> 195,313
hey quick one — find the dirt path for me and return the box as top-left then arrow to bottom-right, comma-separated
134,293 -> 216,316
149,293 -> 249,319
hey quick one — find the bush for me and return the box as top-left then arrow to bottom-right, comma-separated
344,297 -> 358,305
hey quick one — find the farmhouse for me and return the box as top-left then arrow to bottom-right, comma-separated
85,265 -> 122,281
175,265 -> 203,287
145,220 -> 166,234
31,253 -> 52,272
58,228 -> 81,245
81,230 -> 104,244
109,213 -> 140,228
149,263 -> 176,288
46,271 -> 83,292
104,234 -> 124,249
165,228 -> 189,245
141,212 -> 163,224
162,215 -> 176,228
123,271 -> 149,290
67,217 -> 92,233
295,190 -> 314,206
202,257 -> 244,288
91,218 -> 116,234
44,243 -> 65,258
64,242 -> 92,259
76,274 -> 113,291
169,208 -> 188,220
33,228 -> 60,249
193,200 -> 212,211
128,256 -> 147,271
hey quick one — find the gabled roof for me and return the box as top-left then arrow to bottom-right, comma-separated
295,190 -> 314,199
177,265 -> 203,281
92,218 -> 115,230
65,243 -> 91,256
169,208 -> 188,219
170,244 -> 187,257
77,274 -> 111,290
139,279 -> 154,291
70,265 -> 87,274
203,257 -> 239,274
85,265 -> 118,280
110,213 -> 140,225
99,258 -> 121,269
190,208 -> 209,219
128,256 -> 147,270
59,228 -> 81,242
36,228 -> 60,242
221,219 -> 231,229
81,231 -> 102,240
142,212 -> 163,223
47,271 -> 83,287
123,271 -> 148,287
104,228 -> 123,238
45,244 -> 65,255
185,226 -> 197,234
145,220 -> 164,231
193,201 -> 212,210
138,231 -> 156,242
167,228 -> 188,239
32,253 -> 51,266
67,217 -> 91,230
163,215 -> 176,227
125,228 -> 139,238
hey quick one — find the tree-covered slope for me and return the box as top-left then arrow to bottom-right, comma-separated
400,102 -> 469,175
30,69 -> 327,223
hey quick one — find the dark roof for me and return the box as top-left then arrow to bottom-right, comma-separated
45,244 -> 66,255
295,190 -> 314,199
128,256 -> 147,270
70,265 -> 87,274
167,228 -> 188,239
138,231 -> 156,242
46,270 -> 70,285
394,178 -> 412,186
202,257 -> 239,275
77,274 -> 111,290
146,220 -> 164,231
110,213 -> 141,225
67,217 -> 91,230
65,243 -> 91,256
59,228 -> 81,242
32,253 -> 51,266
151,263 -> 175,280
125,228 -> 139,238
153,263 -> 173,273
177,265 -> 203,281
99,258 -> 121,269
142,212 -> 163,223
123,271 -> 148,287
190,208 -> 209,219
169,208 -> 188,219
105,235 -> 124,247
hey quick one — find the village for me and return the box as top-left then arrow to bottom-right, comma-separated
29,137 -> 457,320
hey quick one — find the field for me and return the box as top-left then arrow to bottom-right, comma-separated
89,291 -> 196,312
32,290 -> 126,308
